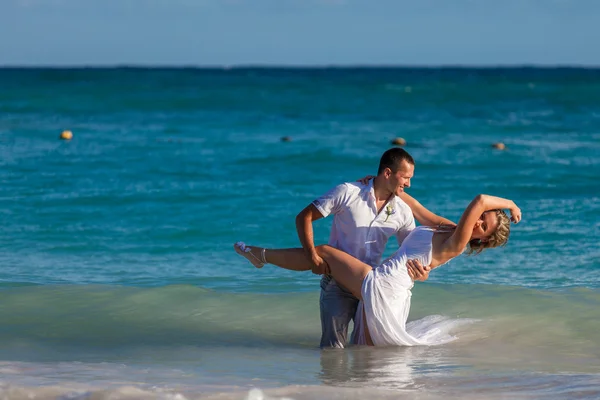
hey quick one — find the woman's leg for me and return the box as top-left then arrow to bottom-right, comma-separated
234,243 -> 373,299
314,245 -> 372,300
234,243 -> 313,271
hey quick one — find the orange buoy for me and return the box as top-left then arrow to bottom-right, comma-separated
391,137 -> 406,146
60,130 -> 73,140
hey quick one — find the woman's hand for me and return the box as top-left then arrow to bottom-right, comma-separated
357,175 -> 376,185
510,203 -> 522,224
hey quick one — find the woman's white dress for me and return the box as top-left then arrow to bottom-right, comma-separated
357,226 -> 460,346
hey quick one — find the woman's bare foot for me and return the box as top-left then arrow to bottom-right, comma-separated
234,242 -> 265,268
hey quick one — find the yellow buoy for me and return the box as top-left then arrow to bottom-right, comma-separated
391,137 -> 406,146
492,142 -> 506,150
60,130 -> 73,140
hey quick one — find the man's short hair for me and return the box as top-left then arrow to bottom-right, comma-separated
377,148 -> 415,175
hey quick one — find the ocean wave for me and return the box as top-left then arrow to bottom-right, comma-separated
0,284 -> 598,352
0,285 -> 319,349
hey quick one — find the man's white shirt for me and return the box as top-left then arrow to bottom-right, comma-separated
312,180 -> 415,268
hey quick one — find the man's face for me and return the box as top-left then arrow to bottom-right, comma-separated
387,160 -> 414,196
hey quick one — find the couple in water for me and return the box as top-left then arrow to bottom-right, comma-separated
234,148 -> 521,347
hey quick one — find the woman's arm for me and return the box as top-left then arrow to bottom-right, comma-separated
444,194 -> 520,255
399,192 -> 455,227
356,175 -> 455,227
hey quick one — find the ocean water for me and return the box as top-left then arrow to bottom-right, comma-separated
0,67 -> 599,399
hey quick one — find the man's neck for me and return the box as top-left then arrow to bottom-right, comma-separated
372,176 -> 394,203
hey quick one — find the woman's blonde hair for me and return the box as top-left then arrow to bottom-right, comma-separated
467,210 -> 511,255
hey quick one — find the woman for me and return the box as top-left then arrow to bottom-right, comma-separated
234,194 -> 521,346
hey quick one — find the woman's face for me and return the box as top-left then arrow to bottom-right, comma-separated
473,211 -> 499,241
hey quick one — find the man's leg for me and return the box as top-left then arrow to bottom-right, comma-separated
235,243 -> 372,347
320,275 -> 359,349
314,244 -> 375,348
350,302 -> 365,345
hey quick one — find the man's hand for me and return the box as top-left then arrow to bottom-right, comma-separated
406,259 -> 430,281
310,253 -> 331,275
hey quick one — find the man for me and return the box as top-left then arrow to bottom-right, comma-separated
296,147 -> 448,348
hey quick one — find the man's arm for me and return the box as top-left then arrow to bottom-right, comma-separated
396,228 -> 430,282
299,183 -> 349,274
406,259 -> 430,282
394,203 -> 431,282
399,192 -> 455,227
295,204 -> 329,274
355,175 -> 454,227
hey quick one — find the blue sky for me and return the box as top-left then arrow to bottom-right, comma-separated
0,0 -> 598,66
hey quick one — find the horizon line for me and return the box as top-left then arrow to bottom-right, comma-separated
1,63 -> 599,70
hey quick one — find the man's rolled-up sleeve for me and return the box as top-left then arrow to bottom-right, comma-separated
312,184 -> 348,218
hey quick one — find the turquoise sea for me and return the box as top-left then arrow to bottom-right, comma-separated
0,67 -> 599,399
